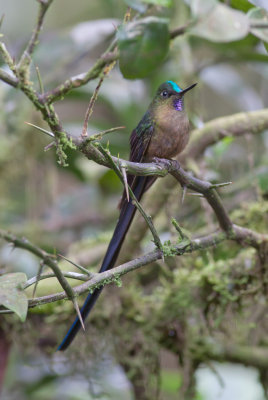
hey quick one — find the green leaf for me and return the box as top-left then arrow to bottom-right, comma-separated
190,3 -> 250,42
248,7 -> 268,43
229,0 -> 254,12
142,0 -> 173,6
0,273 -> 28,321
118,17 -> 170,79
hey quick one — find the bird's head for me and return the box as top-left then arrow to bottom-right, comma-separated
153,80 -> 197,112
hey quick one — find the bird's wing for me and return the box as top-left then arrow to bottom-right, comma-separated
130,111 -> 154,162
119,111 -> 154,209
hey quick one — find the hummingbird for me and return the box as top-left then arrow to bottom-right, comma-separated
58,80 -> 197,350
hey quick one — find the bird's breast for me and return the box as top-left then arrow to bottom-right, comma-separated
146,107 -> 190,160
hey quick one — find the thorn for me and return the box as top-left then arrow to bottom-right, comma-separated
181,185 -> 187,204
187,192 -> 204,198
25,121 -> 55,138
73,298 -> 85,331
121,166 -> 129,202
33,261 -> 44,298
58,254 -> 92,276
88,126 -> 125,143
211,181 -> 232,189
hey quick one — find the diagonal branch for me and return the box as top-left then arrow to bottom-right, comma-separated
39,43 -> 118,105
82,61 -> 116,137
17,0 -> 54,80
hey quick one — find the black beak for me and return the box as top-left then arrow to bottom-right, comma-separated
180,83 -> 197,95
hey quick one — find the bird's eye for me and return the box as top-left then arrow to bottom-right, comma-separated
161,90 -> 169,98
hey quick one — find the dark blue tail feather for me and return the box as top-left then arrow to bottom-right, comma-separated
58,176 -> 147,351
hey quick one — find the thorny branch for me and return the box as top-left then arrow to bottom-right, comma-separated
0,230 -> 83,324
0,222 -> 266,311
0,151 -> 267,311
0,0 -> 187,323
0,2 -> 267,374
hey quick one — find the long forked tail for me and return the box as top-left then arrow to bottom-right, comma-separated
58,176 -> 148,351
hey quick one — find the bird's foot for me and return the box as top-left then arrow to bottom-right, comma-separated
152,157 -> 179,171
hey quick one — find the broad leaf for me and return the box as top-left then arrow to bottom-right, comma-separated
248,7 -> 268,43
118,17 -> 169,79
190,3 -> 250,42
229,0 -> 254,12
0,273 -> 28,321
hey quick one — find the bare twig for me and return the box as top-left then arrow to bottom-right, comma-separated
32,260 -> 44,298
82,60 -> 116,137
40,43 -> 118,105
170,22 -> 191,39
82,77 -> 105,137
121,166 -> 130,202
23,271 -> 89,290
35,65 -> 44,94
87,126 -> 125,142
58,254 -> 94,277
17,0 -> 53,80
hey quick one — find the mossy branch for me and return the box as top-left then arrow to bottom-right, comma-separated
0,224 -> 266,313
